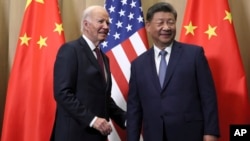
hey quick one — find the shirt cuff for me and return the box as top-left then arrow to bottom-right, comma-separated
89,116 -> 97,127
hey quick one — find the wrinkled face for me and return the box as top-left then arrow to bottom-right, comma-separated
83,8 -> 110,46
146,12 -> 176,49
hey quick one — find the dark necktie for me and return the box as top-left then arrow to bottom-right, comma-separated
94,47 -> 105,78
159,50 -> 168,87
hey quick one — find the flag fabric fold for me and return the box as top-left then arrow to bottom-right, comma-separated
103,0 -> 148,140
1,0 -> 65,141
180,1 -> 250,141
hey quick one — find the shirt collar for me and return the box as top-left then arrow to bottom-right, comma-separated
153,43 -> 173,57
82,34 -> 96,51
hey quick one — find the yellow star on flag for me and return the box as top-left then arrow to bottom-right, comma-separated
37,36 -> 48,48
54,23 -> 64,35
36,0 -> 44,4
204,24 -> 217,40
224,10 -> 232,24
25,0 -> 32,9
25,0 -> 44,10
19,33 -> 31,46
184,21 -> 197,36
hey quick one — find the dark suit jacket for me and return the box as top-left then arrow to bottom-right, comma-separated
127,41 -> 219,141
52,36 -> 126,141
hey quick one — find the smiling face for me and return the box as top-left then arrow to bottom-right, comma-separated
146,12 -> 176,49
82,6 -> 110,46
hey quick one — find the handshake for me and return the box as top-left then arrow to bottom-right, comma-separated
93,117 -> 112,136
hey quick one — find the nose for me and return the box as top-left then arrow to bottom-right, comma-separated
163,22 -> 171,30
103,22 -> 110,29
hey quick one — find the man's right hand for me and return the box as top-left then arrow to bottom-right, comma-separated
92,117 -> 112,136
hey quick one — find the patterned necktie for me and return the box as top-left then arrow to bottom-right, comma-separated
94,47 -> 105,78
159,50 -> 168,87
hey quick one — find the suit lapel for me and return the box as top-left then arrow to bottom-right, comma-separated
147,48 -> 162,91
79,37 -> 107,83
79,37 -> 100,68
162,41 -> 182,89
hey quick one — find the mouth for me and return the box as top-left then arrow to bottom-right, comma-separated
100,31 -> 108,36
160,32 -> 172,38
99,31 -> 107,36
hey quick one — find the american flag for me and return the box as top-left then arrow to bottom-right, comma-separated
102,0 -> 148,140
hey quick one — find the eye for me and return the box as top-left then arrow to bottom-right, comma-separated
155,21 -> 164,26
106,21 -> 110,26
98,19 -> 110,26
167,20 -> 176,26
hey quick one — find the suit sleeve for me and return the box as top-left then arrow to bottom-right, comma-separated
103,55 -> 126,129
196,48 -> 220,137
127,62 -> 143,141
53,44 -> 95,128
109,97 -> 126,129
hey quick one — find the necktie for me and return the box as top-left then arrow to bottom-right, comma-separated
94,47 -> 105,78
159,50 -> 168,87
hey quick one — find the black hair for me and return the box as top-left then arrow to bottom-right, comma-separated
146,2 -> 177,21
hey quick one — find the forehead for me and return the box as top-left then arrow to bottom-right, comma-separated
91,8 -> 109,19
152,12 -> 175,20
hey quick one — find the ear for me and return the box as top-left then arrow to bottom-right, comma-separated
83,20 -> 88,27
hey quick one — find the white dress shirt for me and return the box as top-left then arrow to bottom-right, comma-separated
154,43 -> 172,75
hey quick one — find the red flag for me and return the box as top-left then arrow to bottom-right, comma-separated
180,0 -> 250,141
1,0 -> 65,141
103,0 -> 148,140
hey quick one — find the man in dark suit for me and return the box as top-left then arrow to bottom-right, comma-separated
52,5 -> 126,141
127,2 -> 220,141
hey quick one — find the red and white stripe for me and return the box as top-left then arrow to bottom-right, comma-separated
107,28 -> 148,141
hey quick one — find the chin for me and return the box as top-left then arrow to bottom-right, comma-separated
99,36 -> 107,40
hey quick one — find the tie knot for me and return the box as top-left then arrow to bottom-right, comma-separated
94,47 -> 100,52
159,50 -> 167,57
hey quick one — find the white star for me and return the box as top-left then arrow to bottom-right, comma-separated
128,12 -> 134,20
101,41 -> 108,48
137,15 -> 143,23
130,0 -> 136,8
126,24 -> 132,32
109,18 -> 113,24
109,5 -> 115,13
119,9 -> 125,17
121,0 -> 127,5
139,6 -> 143,12
113,32 -> 120,40
116,20 -> 123,28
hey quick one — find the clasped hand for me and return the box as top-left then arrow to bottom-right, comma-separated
93,117 -> 112,136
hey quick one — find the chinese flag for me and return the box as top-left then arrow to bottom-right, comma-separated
1,0 -> 65,141
180,0 -> 250,141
